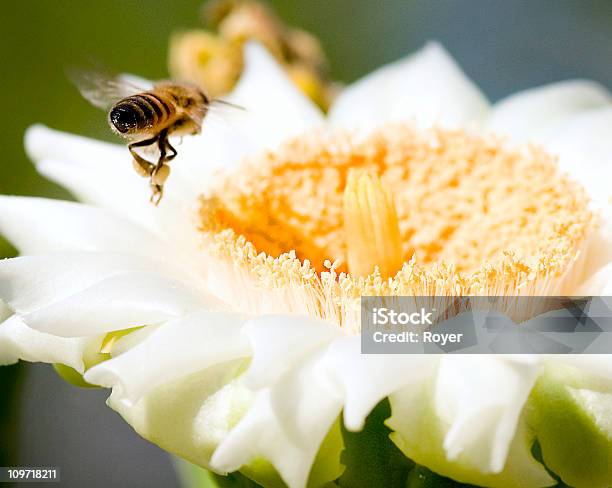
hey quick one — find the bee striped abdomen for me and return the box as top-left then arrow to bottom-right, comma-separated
142,92 -> 175,121
109,93 -> 175,135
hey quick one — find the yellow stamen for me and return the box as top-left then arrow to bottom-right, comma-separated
343,169 -> 404,278
197,125 -> 596,333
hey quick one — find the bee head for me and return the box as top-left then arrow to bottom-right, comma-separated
109,104 -> 139,134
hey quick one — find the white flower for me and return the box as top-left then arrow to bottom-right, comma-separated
1,41 -> 612,488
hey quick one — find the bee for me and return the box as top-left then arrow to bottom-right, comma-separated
72,71 -> 242,205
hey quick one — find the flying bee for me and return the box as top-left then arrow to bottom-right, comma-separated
72,71 -> 242,205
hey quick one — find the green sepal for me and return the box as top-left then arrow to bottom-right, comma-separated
527,363 -> 612,487
239,417 -> 345,488
309,417 -> 346,486
52,363 -> 100,389
239,458 -> 285,488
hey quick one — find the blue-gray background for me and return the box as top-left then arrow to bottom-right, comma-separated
1,1 -> 611,487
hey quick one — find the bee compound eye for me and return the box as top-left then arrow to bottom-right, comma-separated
110,105 -> 139,133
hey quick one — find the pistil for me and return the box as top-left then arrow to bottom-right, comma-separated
343,169 -> 404,278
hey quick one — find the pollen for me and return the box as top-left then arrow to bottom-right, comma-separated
198,125 -> 596,333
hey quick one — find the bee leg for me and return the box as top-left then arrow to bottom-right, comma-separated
129,135 -> 159,177
150,184 -> 163,206
145,131 -> 173,206
156,129 -> 169,168
129,135 -> 159,159
151,163 -> 171,186
149,164 -> 171,206
165,139 -> 177,162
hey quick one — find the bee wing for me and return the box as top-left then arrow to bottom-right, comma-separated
69,69 -> 153,110
200,99 -> 249,135
205,98 -> 247,123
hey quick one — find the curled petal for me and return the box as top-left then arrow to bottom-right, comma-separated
435,356 -> 541,473
21,270 -> 221,337
323,337 -> 438,431
487,80 -> 611,142
226,42 -> 325,150
329,42 -> 490,132
243,314 -> 343,389
84,310 -> 250,402
107,359 -> 252,470
0,315 -> 89,371
387,365 -> 553,488
0,252 -> 180,315
212,354 -> 343,488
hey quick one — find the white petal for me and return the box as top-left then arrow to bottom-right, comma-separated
25,124 -> 125,169
166,121 -> 254,201
213,315 -> 347,488
571,210 -> 612,294
0,300 -> 10,322
329,42 -> 490,132
0,314 -> 88,371
26,126 -> 198,235
243,314 -> 343,389
487,80 -> 611,142
226,42 -> 325,150
435,356 -> 541,472
212,352 -> 342,488
85,310 -> 250,401
29,129 -> 217,255
192,375 -> 254,459
0,196 -> 163,257
22,270 -> 221,337
0,252 -> 183,315
555,355 -> 612,384
107,359 -> 251,470
388,368 -> 553,488
323,337 -> 438,431
268,350 -> 342,452
574,262 -> 612,295
26,124 -> 158,229
542,107 -> 612,206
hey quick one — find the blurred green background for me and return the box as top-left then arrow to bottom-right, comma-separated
1,1 -> 611,486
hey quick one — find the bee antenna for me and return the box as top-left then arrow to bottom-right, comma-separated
212,99 -> 246,111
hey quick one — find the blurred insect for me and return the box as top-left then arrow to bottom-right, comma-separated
72,71 -> 243,205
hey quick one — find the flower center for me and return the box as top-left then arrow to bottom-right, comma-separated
198,125 -> 595,332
